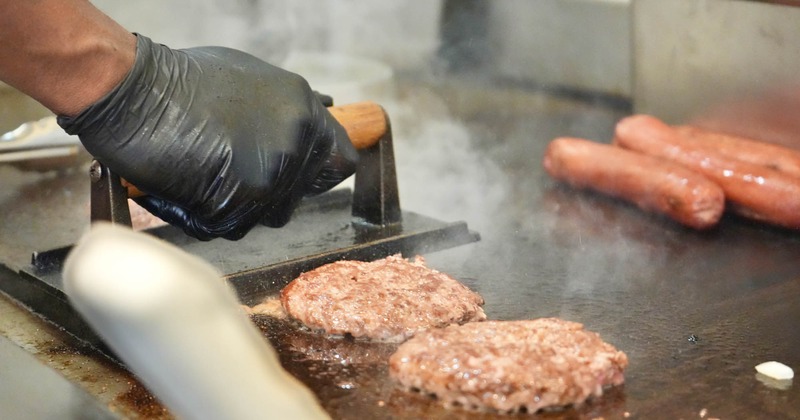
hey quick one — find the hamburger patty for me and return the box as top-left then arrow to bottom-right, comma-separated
280,255 -> 486,342
388,318 -> 628,413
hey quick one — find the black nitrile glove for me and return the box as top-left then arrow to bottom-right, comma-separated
58,34 -> 358,240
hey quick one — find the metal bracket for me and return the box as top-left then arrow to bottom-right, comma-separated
351,112 -> 402,228
82,106 -> 401,230
89,160 -> 132,226
30,160 -> 132,270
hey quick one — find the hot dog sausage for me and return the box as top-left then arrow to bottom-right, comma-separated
674,125 -> 800,178
615,115 -> 800,229
543,137 -> 724,230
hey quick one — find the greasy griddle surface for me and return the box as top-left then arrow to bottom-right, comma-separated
252,315 -> 628,420
250,183 -> 800,419
3,81 -> 800,419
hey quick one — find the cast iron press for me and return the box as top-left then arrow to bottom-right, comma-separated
7,101 -> 480,355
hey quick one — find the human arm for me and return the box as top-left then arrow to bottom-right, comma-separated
0,1 -> 358,240
0,0 -> 136,116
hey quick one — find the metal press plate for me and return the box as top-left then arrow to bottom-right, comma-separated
4,187 -> 478,355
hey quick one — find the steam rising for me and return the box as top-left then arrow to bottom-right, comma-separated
90,1 -> 642,309
92,0 -> 506,233
387,94 -> 509,235
93,1 -> 443,69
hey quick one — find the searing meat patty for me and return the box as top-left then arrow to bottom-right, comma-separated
280,255 -> 486,342
389,318 -> 628,413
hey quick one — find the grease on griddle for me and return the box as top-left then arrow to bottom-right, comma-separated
244,296 -> 287,319
41,343 -> 80,355
39,338 -> 98,360
114,381 -> 171,419
251,313 -> 631,419
252,313 -> 398,366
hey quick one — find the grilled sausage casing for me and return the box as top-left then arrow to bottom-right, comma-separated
543,137 -> 724,230
675,125 -> 800,178
615,115 -> 800,229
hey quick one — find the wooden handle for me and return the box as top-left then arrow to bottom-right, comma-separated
328,101 -> 387,149
124,101 -> 387,198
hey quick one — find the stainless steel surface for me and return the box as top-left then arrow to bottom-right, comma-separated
0,116 -> 79,152
0,335 -> 118,420
0,116 -> 83,165
0,288 -> 170,419
486,0 -> 632,97
633,0 -> 800,127
1,73 -> 799,418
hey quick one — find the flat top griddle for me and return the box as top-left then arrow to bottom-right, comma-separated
1,80 -> 800,419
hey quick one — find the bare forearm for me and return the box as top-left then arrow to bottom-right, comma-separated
0,0 -> 135,116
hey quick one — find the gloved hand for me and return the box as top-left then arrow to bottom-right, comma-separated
57,34 -> 358,240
